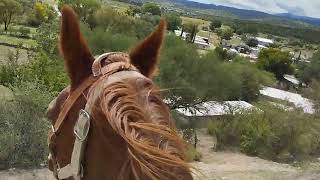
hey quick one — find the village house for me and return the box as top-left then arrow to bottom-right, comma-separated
175,101 -> 258,128
174,30 -> 210,49
256,37 -> 274,47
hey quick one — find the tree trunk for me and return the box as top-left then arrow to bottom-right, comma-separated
194,130 -> 198,149
4,21 -> 7,31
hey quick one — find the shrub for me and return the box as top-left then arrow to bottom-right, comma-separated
0,48 -> 21,86
208,102 -> 320,162
0,81 -> 52,169
18,26 -> 31,38
185,145 -> 202,162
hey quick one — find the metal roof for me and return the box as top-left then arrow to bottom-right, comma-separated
176,101 -> 257,117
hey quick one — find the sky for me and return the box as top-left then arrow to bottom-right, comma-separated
193,0 -> 320,18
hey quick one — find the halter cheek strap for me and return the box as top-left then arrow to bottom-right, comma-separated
48,53 -> 139,180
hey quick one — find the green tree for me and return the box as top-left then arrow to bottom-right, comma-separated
27,1 -> 57,27
258,48 -> 294,80
156,35 -> 274,109
58,0 -> 101,21
182,23 -> 199,43
125,6 -> 141,16
246,38 -> 258,47
298,51 -> 320,84
214,46 -> 228,61
164,13 -> 182,32
209,19 -> 222,31
304,80 -> 320,113
219,26 -> 234,40
142,2 -> 161,16
0,0 -> 22,31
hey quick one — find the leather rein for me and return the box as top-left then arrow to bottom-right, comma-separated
48,52 -> 138,180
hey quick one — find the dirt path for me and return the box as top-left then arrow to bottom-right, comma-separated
0,168 -> 54,180
191,129 -> 320,180
1,129 -> 319,180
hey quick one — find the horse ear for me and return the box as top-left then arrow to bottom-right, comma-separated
129,19 -> 166,78
60,5 -> 94,90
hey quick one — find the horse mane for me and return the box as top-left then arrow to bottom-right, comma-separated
100,80 -> 192,180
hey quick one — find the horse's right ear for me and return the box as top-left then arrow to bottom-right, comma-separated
60,5 -> 94,90
129,19 -> 166,78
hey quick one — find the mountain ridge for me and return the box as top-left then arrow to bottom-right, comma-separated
168,0 -> 320,26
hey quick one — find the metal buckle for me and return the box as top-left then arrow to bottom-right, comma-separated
51,125 -> 56,133
73,109 -> 90,142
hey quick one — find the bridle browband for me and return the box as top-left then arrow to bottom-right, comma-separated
48,52 -> 139,180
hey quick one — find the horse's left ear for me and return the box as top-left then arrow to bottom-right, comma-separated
60,5 -> 94,90
129,19 -> 166,78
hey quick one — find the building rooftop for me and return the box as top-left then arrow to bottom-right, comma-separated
259,87 -> 314,114
256,37 -> 274,44
284,75 -> 300,85
176,101 -> 257,117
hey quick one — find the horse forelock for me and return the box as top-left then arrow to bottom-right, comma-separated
98,79 -> 192,180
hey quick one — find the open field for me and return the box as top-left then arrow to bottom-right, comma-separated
103,0 -> 132,13
0,85 -> 13,101
0,35 -> 36,48
0,45 -> 29,65
181,16 -> 210,29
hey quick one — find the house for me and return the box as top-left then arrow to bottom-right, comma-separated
174,30 -> 210,49
174,30 -> 187,40
175,101 -> 258,128
193,36 -> 210,49
256,37 -> 274,47
284,74 -> 300,86
259,87 -> 314,114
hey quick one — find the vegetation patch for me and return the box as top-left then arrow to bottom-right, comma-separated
208,101 -> 320,163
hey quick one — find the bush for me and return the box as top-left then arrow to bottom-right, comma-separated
208,102 -> 320,162
0,81 -> 52,169
185,145 -> 202,162
18,26 -> 31,38
258,48 -> 294,80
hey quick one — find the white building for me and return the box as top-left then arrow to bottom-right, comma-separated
256,37 -> 274,47
174,30 -> 187,40
193,36 -> 210,49
174,30 -> 210,49
176,101 -> 258,117
259,87 -> 314,114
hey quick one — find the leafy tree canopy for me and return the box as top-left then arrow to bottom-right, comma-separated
246,38 -> 258,47
298,51 -> 320,84
0,0 -> 22,31
58,0 -> 101,21
209,19 -> 222,31
142,2 -> 161,16
258,48 -> 294,80
164,13 -> 182,32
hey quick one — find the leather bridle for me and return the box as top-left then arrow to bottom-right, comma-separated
48,52 -> 139,180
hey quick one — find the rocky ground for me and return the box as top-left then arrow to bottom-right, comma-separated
1,129 -> 320,180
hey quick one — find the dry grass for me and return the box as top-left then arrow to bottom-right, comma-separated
181,16 -> 210,29
0,45 -> 29,64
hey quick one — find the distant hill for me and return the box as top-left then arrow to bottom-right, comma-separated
172,0 -> 273,19
275,13 -> 320,26
158,0 -> 320,27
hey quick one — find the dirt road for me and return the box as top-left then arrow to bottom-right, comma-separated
192,129 -> 320,180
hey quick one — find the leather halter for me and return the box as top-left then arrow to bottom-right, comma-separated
48,52 -> 138,179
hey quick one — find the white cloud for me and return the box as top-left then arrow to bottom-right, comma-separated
194,0 -> 320,18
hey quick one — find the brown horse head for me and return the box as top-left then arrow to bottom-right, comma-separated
47,5 -> 193,180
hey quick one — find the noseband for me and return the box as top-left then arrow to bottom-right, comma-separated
48,52 -> 138,180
